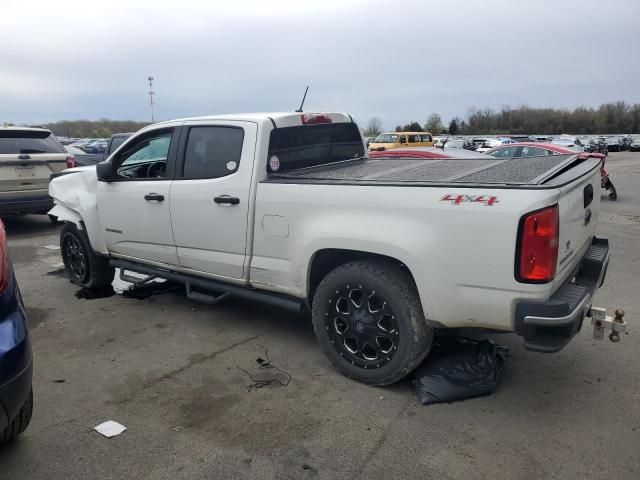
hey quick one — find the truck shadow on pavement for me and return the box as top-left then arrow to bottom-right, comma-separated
2,215 -> 60,239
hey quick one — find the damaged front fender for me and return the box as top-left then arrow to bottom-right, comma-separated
48,167 -> 108,254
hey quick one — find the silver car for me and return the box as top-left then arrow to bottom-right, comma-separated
0,127 -> 69,221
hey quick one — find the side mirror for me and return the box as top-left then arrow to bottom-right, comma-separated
96,160 -> 116,182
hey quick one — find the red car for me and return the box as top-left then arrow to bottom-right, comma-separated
484,143 -> 616,200
368,147 -> 488,159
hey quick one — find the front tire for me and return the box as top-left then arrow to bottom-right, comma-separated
60,222 -> 114,288
1,389 -> 33,442
311,260 -> 433,385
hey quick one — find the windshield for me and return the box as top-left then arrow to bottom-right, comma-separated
373,134 -> 399,143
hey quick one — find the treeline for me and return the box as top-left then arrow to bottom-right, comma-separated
44,119 -> 150,138
365,101 -> 640,136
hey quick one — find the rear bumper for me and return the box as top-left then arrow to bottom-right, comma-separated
514,237 -> 609,352
0,361 -> 32,432
0,193 -> 53,215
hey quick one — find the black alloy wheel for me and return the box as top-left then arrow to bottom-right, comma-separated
62,232 -> 88,283
326,285 -> 400,369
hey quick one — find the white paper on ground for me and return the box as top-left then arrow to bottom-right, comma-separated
42,245 -> 61,250
94,420 -> 127,438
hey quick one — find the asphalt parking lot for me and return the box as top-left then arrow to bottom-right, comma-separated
1,152 -> 638,480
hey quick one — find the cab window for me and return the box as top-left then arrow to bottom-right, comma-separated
116,130 -> 173,179
408,135 -> 421,143
182,126 -> 244,179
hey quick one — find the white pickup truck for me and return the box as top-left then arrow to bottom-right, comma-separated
49,112 -> 616,385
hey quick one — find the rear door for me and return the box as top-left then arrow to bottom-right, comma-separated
170,121 -> 257,280
0,129 -> 67,195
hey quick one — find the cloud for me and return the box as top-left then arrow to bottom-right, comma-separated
1,0 -> 638,129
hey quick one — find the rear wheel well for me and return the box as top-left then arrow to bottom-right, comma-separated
308,249 -> 415,303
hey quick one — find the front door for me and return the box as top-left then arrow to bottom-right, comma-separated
97,127 -> 180,266
170,121 -> 257,280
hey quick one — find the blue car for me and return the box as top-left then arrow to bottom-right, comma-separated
0,219 -> 33,442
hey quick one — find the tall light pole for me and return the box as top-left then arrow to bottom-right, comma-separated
148,76 -> 155,123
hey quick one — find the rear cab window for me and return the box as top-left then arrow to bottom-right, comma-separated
181,126 -> 244,179
267,122 -> 364,173
0,130 -> 65,154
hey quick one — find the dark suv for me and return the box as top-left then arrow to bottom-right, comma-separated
0,219 -> 33,442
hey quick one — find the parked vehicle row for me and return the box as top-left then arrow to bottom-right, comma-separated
65,133 -> 133,167
484,143 -> 618,200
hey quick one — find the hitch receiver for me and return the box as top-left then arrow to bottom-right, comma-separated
591,307 -> 626,342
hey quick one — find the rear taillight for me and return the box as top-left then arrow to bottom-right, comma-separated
301,114 -> 332,125
0,220 -> 8,293
516,205 -> 559,283
66,155 -> 76,169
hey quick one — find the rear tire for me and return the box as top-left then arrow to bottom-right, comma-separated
311,260 -> 433,385
1,389 -> 33,442
60,222 -> 114,288
607,181 -> 618,201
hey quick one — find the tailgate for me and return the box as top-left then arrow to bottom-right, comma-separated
554,162 -> 601,281
0,154 -> 67,193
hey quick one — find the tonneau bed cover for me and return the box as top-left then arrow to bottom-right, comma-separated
266,154 -> 590,187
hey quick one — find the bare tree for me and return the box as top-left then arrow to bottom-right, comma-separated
364,117 -> 383,136
425,113 -> 443,134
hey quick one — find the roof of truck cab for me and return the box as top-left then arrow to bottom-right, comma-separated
151,112 -> 354,128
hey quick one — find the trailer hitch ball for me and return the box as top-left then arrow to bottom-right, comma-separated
609,309 -> 625,342
591,307 -> 626,342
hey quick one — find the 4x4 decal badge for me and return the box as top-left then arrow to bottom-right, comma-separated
440,194 -> 499,206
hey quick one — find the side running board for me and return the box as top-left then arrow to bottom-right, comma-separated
109,259 -> 305,313
185,283 -> 230,305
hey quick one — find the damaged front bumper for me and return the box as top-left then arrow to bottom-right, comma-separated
514,237 -> 619,353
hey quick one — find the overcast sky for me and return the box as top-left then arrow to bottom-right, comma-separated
1,0 -> 639,129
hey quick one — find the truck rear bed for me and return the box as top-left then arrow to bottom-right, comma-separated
267,154 -> 583,186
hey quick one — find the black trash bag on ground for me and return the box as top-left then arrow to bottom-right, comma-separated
413,335 -> 504,405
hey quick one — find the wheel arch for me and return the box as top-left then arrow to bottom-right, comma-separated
49,204 -> 82,227
49,204 -> 108,254
307,248 -> 420,307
